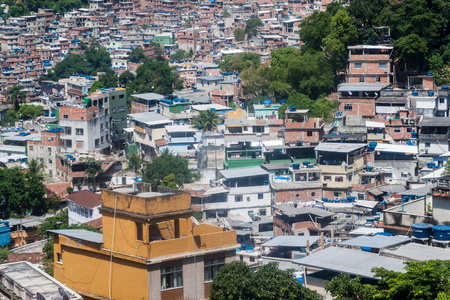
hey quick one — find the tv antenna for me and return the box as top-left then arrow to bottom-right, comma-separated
59,287 -> 69,300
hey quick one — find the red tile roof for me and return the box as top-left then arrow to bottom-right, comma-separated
85,217 -> 103,229
155,138 -> 168,147
67,190 -> 101,209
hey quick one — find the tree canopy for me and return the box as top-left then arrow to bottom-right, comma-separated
245,18 -> 263,39
218,52 -> 260,73
234,28 -> 246,42
128,47 -> 147,63
325,260 -> 450,300
42,43 -> 111,81
193,110 -> 220,132
209,261 -> 323,300
143,150 -> 200,188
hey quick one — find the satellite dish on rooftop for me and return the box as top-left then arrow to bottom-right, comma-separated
191,216 -> 200,226
36,293 -> 47,300
222,217 -> 230,229
59,287 -> 69,300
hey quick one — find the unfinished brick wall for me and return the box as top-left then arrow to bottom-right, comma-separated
273,188 -> 322,203
339,98 -> 375,117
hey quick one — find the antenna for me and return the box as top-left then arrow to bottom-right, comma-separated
36,293 -> 46,300
191,216 -> 199,227
59,287 -> 69,300
221,217 -> 230,230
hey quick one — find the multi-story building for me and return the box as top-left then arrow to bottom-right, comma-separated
346,45 -> 393,84
315,143 -> 367,200
27,128 -> 63,176
417,117 -> 450,156
50,185 -> 239,300
57,104 -> 111,154
338,83 -> 388,118
67,190 -> 102,225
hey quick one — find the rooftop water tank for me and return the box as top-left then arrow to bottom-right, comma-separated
432,225 -> 450,241
289,106 -> 296,111
412,91 -> 419,96
411,223 -> 433,239
428,91 -> 435,96
427,162 -> 435,168
292,163 -> 300,170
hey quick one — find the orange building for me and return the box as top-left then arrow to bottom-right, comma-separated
50,184 -> 239,300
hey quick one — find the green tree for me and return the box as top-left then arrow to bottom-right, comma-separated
325,260 -> 450,300
245,18 -> 263,39
193,110 -> 220,132
210,261 -> 323,300
170,49 -> 187,61
161,173 -> 179,189
1,109 -> 17,126
0,248 -> 11,263
9,5 -> 23,17
218,52 -> 260,73
88,69 -> 119,93
125,152 -> 142,184
150,42 -> 165,61
26,158 -> 46,182
234,28 -> 246,42
143,151 -> 200,188
17,105 -> 44,119
299,11 -> 332,52
6,85 -> 26,112
128,47 -> 147,63
394,34 -> 428,71
240,65 -> 271,98
326,1 -> 345,16
128,59 -> 180,95
80,157 -> 104,191
119,70 -> 135,87
209,261 -> 253,300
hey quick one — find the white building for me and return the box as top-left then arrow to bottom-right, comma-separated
67,190 -> 102,226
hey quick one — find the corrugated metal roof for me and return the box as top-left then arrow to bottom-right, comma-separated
381,243 -> 450,261
49,229 -> 103,244
418,117 -> 450,127
338,235 -> 410,249
220,167 -> 269,179
375,143 -> 418,154
261,236 -> 320,248
131,92 -> 165,101
272,204 -> 335,218
314,143 -> 367,153
297,247 -> 406,279
128,112 -> 172,126
338,83 -> 388,92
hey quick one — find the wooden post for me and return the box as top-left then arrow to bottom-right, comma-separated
320,232 -> 324,248
331,226 -> 335,246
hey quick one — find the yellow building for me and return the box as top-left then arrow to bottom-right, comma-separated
50,185 -> 239,300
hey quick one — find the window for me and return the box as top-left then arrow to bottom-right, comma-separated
101,136 -> 104,143
407,128 -> 412,132
344,103 -> 353,111
63,114 -> 68,119
307,131 -> 312,136
29,146 -> 33,151
64,127 -> 71,135
335,176 -> 344,182
324,176 -> 332,182
48,158 -> 52,164
354,62 -> 362,69
376,77 -> 381,82
65,139 -> 72,148
119,106 -> 125,111
259,209 -> 266,216
334,191 -> 342,198
359,77 -> 365,82
253,126 -> 264,133
235,195 -> 243,202
425,142 -> 430,148
48,147 -> 51,155
394,127 -> 401,133
76,128 -> 84,135
258,193 -> 263,199
358,193 -> 365,200
57,253 -> 63,264
311,192 -> 316,197
136,222 -> 143,241
119,94 -> 125,99
204,257 -> 225,282
111,96 -> 116,100
379,62 -> 387,69
440,98 -> 446,104
100,123 -> 103,130
95,139 -> 100,148
247,197 -> 250,202
161,265 -> 182,289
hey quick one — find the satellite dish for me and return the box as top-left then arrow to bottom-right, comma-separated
36,293 -> 47,300
222,217 -> 230,229
59,287 -> 69,300
191,216 -> 199,226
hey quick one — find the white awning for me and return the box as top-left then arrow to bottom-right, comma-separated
366,121 -> 385,128
123,128 -> 134,133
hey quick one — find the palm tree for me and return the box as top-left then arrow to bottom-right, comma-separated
26,158 -> 46,181
124,152 -> 142,184
193,110 -> 220,132
6,85 -> 26,112
80,157 -> 104,191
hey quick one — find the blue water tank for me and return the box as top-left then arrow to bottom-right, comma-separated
432,225 -> 450,241
292,163 -> 300,170
369,142 -> 377,146
0,221 -> 10,247
366,166 -> 374,172
289,106 -> 296,111
374,232 -> 392,237
412,91 -> 419,96
297,141 -> 303,146
427,162 -> 435,168
280,100 -> 287,104
367,146 -> 375,151
156,108 -> 160,113
412,223 -> 433,239
411,132 -> 418,139
428,91 -> 435,96
361,247 -> 372,252
427,72 -> 433,76
442,86 -> 449,90
302,161 -> 310,166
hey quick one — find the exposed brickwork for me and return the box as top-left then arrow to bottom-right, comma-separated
340,98 -> 375,117
273,188 -> 322,203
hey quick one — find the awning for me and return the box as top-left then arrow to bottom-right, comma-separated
203,186 -> 228,196
366,121 -> 385,128
123,128 -> 134,133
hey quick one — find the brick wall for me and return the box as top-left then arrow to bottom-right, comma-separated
131,102 -> 149,114
340,98 -> 375,117
274,188 -> 322,203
